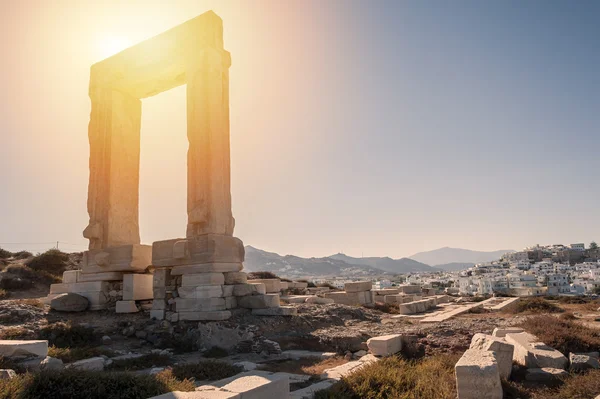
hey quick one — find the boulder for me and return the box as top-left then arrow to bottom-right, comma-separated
69,357 -> 105,371
525,367 -> 568,382
569,352 -> 600,372
505,332 -> 568,370
470,333 -> 514,379
50,293 -> 89,312
455,348 -> 502,399
40,356 -> 64,371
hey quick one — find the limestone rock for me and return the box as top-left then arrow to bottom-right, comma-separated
525,367 -> 568,382
232,283 -> 266,297
0,370 -> 16,380
344,281 -> 372,293
492,327 -> 524,338
50,293 -> 89,312
181,273 -> 225,287
116,300 -> 139,313
367,334 -> 402,356
237,294 -> 280,309
505,332 -> 568,369
304,297 -> 334,305
569,352 -> 600,372
455,348 -> 502,399
224,272 -> 247,285
0,340 -> 48,358
70,357 -> 105,371
40,356 -> 64,371
470,333 -> 514,379
248,279 -> 281,293
123,274 -> 153,301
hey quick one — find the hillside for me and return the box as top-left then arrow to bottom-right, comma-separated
409,247 -> 514,266
243,246 -> 392,279
434,262 -> 475,272
328,253 -> 437,273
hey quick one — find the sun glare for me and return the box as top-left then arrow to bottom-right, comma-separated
97,35 -> 133,60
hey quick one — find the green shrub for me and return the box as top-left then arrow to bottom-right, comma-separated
315,354 -> 459,399
202,346 -> 229,358
0,275 -> 33,290
26,249 -> 69,275
12,251 -> 33,260
107,354 -> 172,371
513,298 -> 563,314
0,248 -> 12,259
519,315 -> 600,355
171,360 -> 242,381
247,271 -> 280,280
39,322 -> 98,348
48,346 -> 114,363
0,369 -> 194,399
3,264 -> 60,286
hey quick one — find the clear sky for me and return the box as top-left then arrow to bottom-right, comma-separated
0,1 -> 598,258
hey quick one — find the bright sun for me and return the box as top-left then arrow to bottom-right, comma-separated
97,35 -> 133,60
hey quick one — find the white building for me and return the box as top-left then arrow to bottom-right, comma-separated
571,243 -> 585,251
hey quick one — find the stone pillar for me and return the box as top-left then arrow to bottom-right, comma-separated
84,88 -> 142,250
185,48 -> 235,237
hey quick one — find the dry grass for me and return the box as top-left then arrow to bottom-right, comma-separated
513,297 -> 563,314
519,315 -> 600,355
0,289 -> 9,300
372,302 -> 401,314
171,360 -> 242,381
39,322 -> 98,348
315,354 -> 459,399
0,327 -> 31,340
261,356 -> 348,376
14,299 -> 44,308
48,346 -> 114,363
107,353 -> 172,371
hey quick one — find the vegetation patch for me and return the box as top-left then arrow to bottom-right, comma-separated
26,249 -> 69,276
513,298 -> 563,314
48,346 -> 114,363
2,264 -> 60,287
202,346 -> 229,359
519,315 -> 600,355
0,369 -> 194,399
247,271 -> 280,280
39,322 -> 99,348
0,289 -> 9,300
0,248 -> 12,260
372,302 -> 400,314
107,353 -> 172,371
261,356 -> 347,376
171,360 -> 242,381
0,327 -> 32,340
315,354 -> 459,399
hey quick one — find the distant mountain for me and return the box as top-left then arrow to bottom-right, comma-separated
409,247 -> 514,266
434,262 -> 475,272
328,253 -> 437,273
243,246 -> 392,279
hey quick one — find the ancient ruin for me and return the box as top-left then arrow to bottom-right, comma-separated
46,11 -> 283,320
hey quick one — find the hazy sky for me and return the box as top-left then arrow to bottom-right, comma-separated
1,1 -> 598,258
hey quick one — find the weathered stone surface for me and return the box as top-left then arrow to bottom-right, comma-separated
62,270 -> 79,284
50,281 -> 109,294
225,297 -> 237,309
323,292 -> 362,305
470,333 -> 514,379
232,283 -> 266,297
153,268 -> 172,287
237,294 -> 280,309
171,263 -> 243,275
222,285 -> 234,297
252,306 -> 297,316
77,271 -> 124,282
152,235 -> 244,267
288,282 -> 308,289
525,367 -> 568,382
280,295 -> 312,304
505,332 -> 568,369
569,352 -> 600,372
367,334 -> 402,356
123,273 -> 153,300
69,357 -> 105,371
175,298 -> 226,312
289,379 -> 336,399
50,293 -> 89,312
196,371 -> 288,399
248,279 -> 280,293
304,297 -> 334,305
455,348 -> 502,399
344,281 -> 372,293
150,309 -> 165,320
115,300 -> 139,313
178,285 -> 224,299
0,340 -> 48,358
224,272 -> 247,285
181,273 -> 225,286
492,327 -> 524,338
40,356 -> 64,371
81,245 -> 151,273
178,311 -> 231,321
279,282 -> 288,290
0,370 -> 16,380
321,356 -> 378,380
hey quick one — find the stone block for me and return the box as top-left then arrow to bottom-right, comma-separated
69,357 -> 105,371
78,291 -> 110,310
280,295 -> 312,304
248,279 -> 281,293
50,281 -> 109,294
470,333 -> 515,379
40,356 -> 64,371
222,284 -> 234,297
171,263 -> 243,275
372,289 -> 400,296
397,285 -> 422,294
525,367 -> 568,382
153,268 -> 172,287
0,369 -> 16,380
0,340 -> 48,358
233,283 -> 266,297
569,353 -> 600,372
321,360 -> 371,380
289,379 -> 336,399
225,296 -> 237,309
175,298 -> 226,312
505,332 -> 568,369
367,334 -> 402,356
305,297 -> 334,304
152,299 -> 167,310
50,293 -> 89,312
150,309 -> 165,320
152,235 -> 244,267
237,294 -> 280,309
182,273 -> 225,287
62,270 -> 79,283
122,273 -> 153,300
279,282 -> 289,290
178,310 -> 231,321
77,271 -> 124,282
224,272 -> 247,285
196,371 -> 289,399
252,306 -> 297,316
178,285 -> 224,299
81,244 -> 151,274
455,348 -> 502,399
492,327 -> 524,338
323,292 -> 361,305
344,281 -> 372,292
288,282 -> 308,289
115,300 -> 139,313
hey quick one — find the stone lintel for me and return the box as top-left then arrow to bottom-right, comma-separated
152,235 -> 244,267
82,244 -> 151,274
